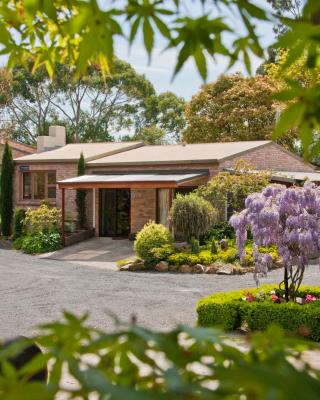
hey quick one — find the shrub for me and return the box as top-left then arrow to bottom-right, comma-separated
216,248 -> 238,263
168,250 -> 215,266
23,205 -> 61,235
204,221 -> 235,241
190,237 -> 200,254
13,236 -> 24,250
210,239 -> 218,254
12,208 -> 26,239
170,193 -> 217,241
196,161 -> 270,220
134,221 -> 173,265
149,244 -> 176,264
21,232 -> 61,254
197,285 -> 320,341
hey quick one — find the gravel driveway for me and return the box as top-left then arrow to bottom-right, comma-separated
1,248 -> 320,340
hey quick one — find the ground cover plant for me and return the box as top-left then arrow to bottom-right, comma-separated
0,312 -> 320,399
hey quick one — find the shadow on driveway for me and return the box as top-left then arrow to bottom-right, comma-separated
39,237 -> 135,269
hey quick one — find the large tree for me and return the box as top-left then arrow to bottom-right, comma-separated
184,74 -> 296,150
0,62 -> 186,145
0,60 -> 156,144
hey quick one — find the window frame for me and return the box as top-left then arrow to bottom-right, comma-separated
21,170 -> 57,202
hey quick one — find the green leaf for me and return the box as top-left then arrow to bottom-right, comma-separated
143,18 -> 154,57
194,47 -> 207,80
129,16 -> 140,44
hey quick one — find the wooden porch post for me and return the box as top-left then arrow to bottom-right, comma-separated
61,187 -> 65,246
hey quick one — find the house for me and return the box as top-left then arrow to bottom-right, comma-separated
13,126 -> 317,243
0,133 -> 36,166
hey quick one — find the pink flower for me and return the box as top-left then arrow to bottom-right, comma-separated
306,294 -> 317,303
245,292 -> 255,302
271,294 -> 279,302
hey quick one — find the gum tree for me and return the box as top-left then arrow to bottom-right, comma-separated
230,183 -> 320,302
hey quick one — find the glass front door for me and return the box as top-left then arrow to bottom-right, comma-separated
100,189 -> 131,237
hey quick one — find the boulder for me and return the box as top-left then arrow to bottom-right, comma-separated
155,261 -> 169,272
205,265 -> 218,274
179,264 -> 193,273
120,263 -> 132,271
193,264 -> 205,274
216,264 -> 234,275
129,261 -> 145,271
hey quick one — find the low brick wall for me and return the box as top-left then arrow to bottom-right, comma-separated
64,228 -> 95,247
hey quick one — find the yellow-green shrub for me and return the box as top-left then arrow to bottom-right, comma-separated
134,221 -> 173,265
23,204 -> 61,235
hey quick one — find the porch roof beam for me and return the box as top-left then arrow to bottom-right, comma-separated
58,181 -> 179,190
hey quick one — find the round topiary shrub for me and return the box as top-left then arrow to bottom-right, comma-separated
170,193 -> 217,241
134,221 -> 173,266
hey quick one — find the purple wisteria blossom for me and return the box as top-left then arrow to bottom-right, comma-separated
230,182 -> 320,300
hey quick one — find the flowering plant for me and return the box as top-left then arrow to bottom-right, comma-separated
231,183 -> 320,302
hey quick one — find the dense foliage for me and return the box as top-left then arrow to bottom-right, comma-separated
76,152 -> 86,229
231,182 -> 320,301
170,193 -> 217,241
23,204 -> 61,235
134,221 -> 173,265
12,208 -> 26,240
184,74 -> 296,150
0,62 -> 185,144
197,285 -> 320,341
203,221 -> 235,241
197,162 -> 270,220
0,141 -> 13,236
14,232 -> 61,254
1,312 -> 320,399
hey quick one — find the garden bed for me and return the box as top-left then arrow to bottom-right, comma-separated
196,285 -> 320,341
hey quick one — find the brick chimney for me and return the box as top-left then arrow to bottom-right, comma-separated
37,126 -> 66,152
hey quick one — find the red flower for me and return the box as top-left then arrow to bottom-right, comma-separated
271,294 -> 279,302
306,294 -> 317,303
245,292 -> 255,302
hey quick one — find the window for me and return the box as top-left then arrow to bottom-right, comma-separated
22,171 -> 56,201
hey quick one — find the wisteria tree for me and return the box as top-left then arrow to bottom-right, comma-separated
230,183 -> 320,302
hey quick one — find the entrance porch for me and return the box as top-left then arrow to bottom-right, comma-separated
58,171 -> 208,245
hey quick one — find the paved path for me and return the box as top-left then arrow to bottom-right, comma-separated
1,248 -> 320,340
40,237 -> 135,270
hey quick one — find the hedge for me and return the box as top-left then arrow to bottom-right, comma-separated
196,285 -> 320,341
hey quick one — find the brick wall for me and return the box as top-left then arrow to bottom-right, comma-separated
13,162 -> 78,219
220,143 -> 315,173
130,189 -> 157,233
